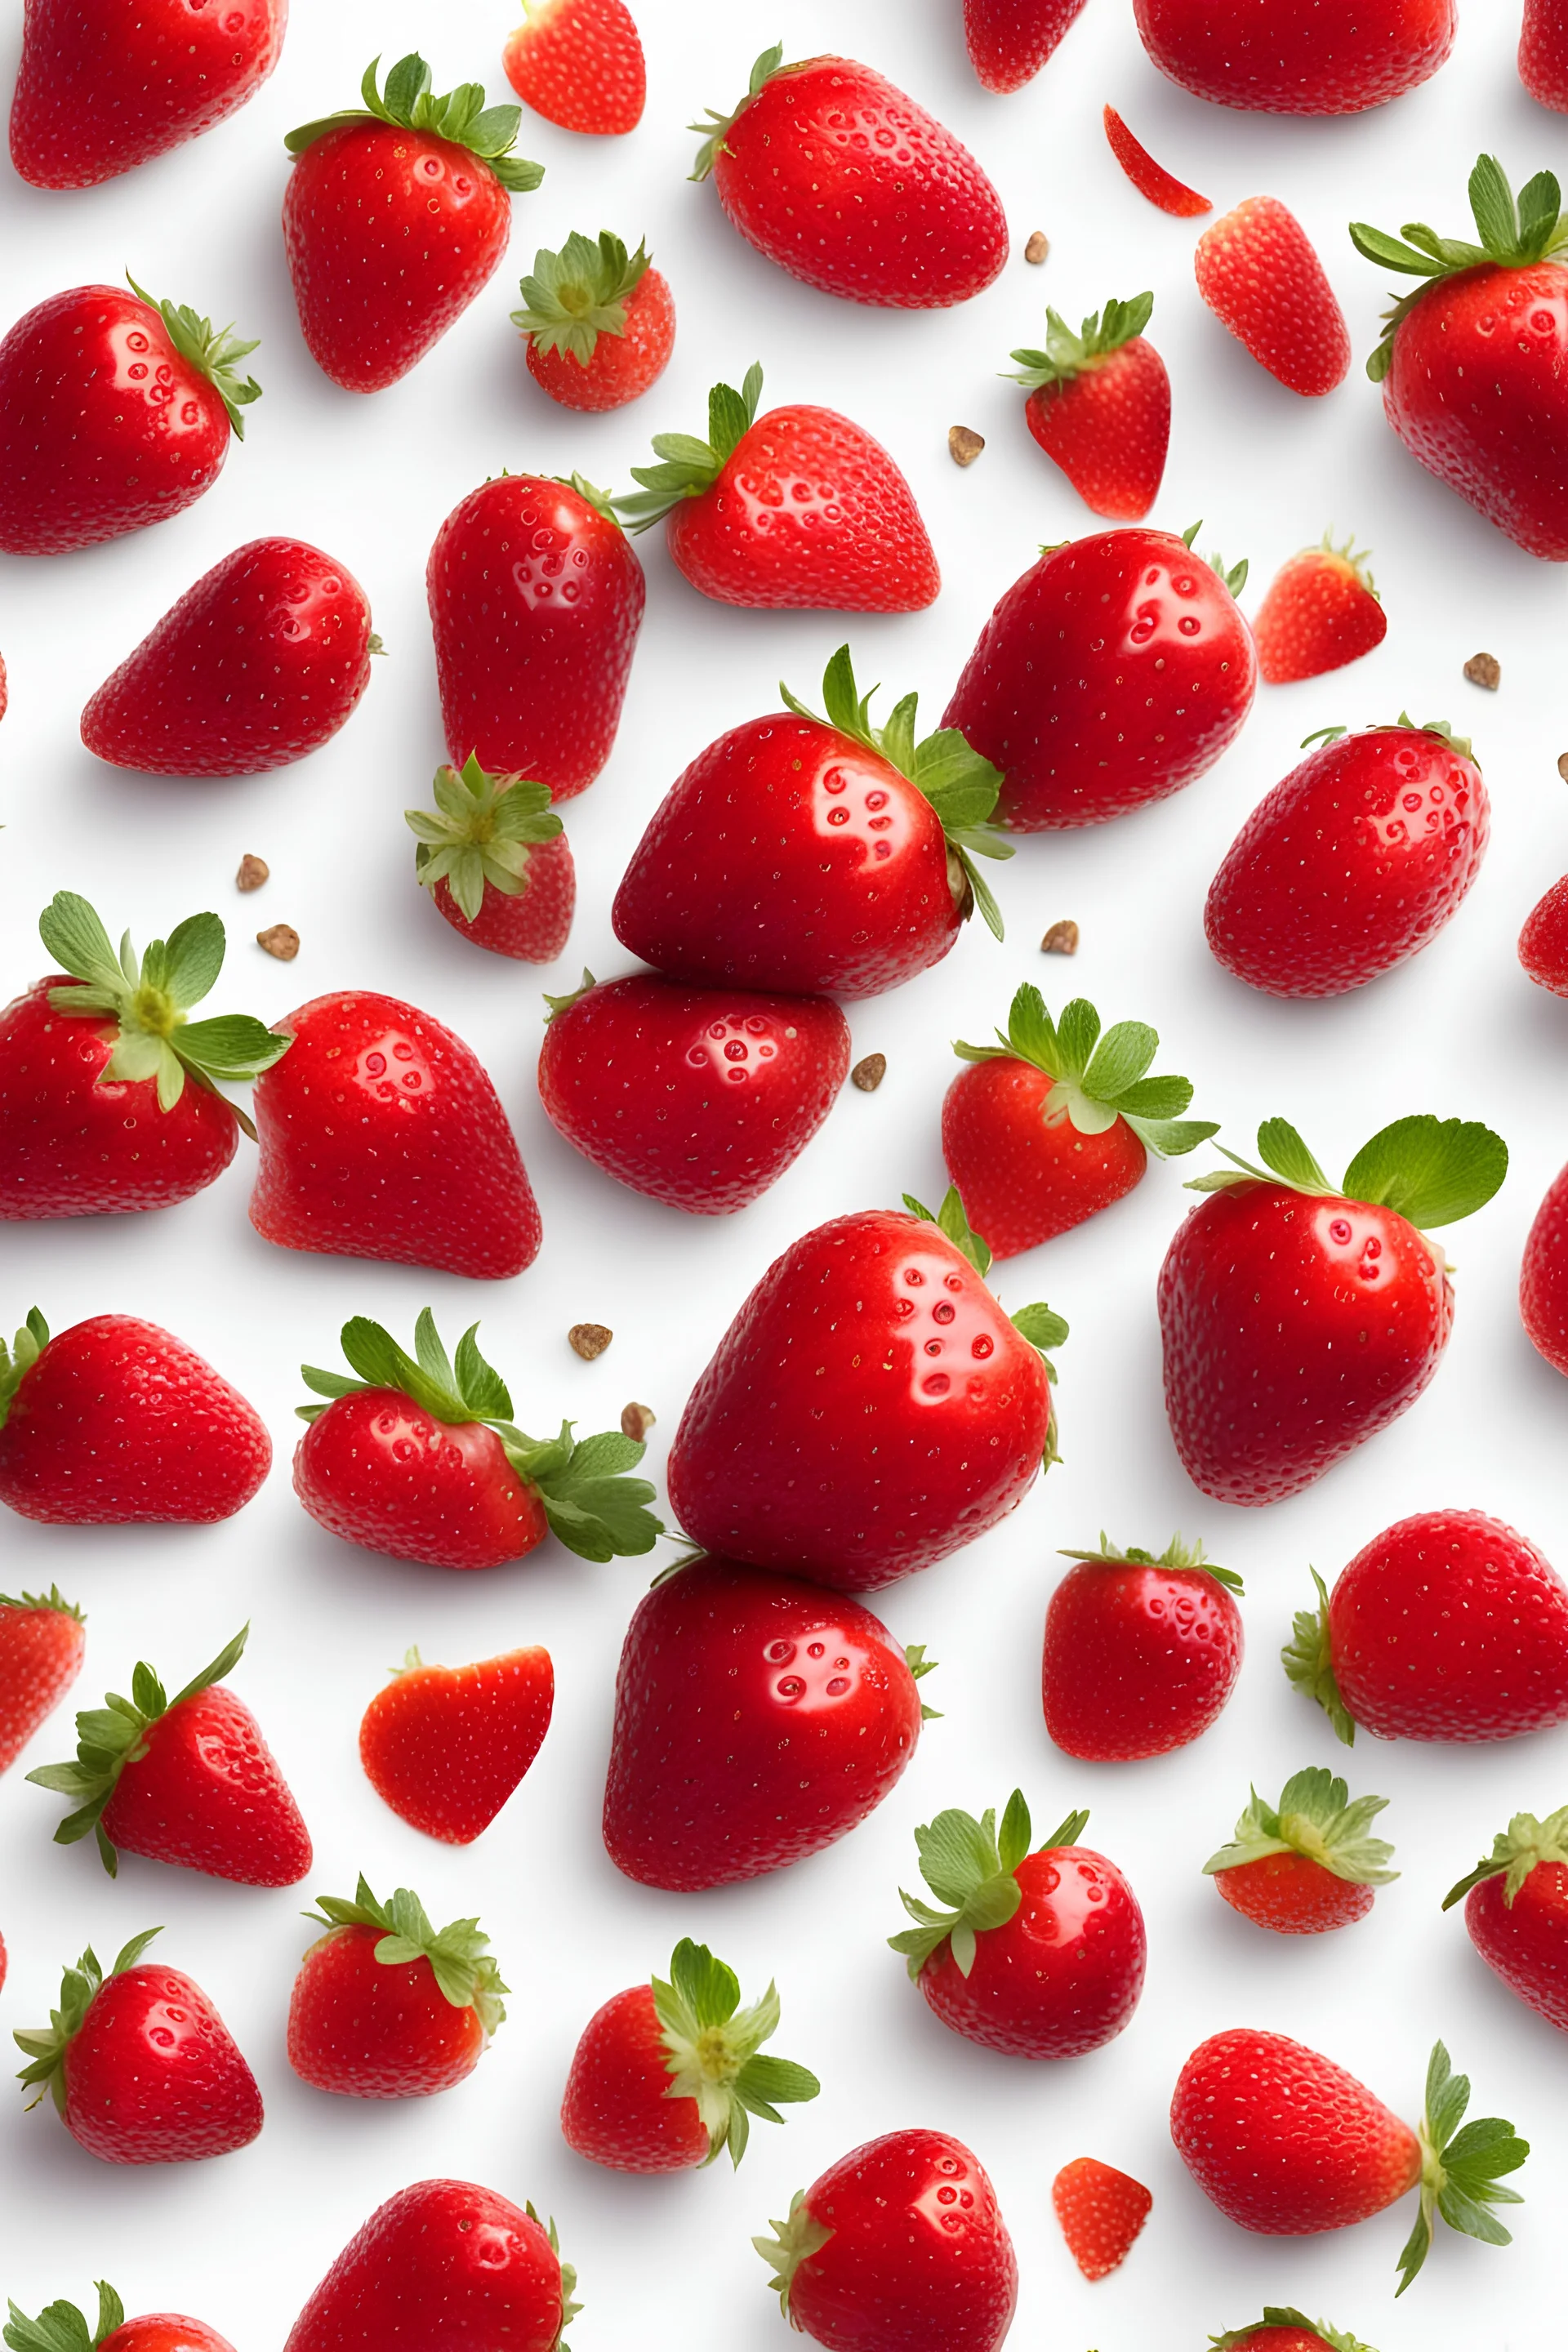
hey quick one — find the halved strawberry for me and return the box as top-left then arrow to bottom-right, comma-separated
513,231 -> 674,412
406,755 -> 572,963
1204,1766 -> 1396,1934
1008,292 -> 1169,519
359,1646 -> 554,1844
1051,2156 -> 1152,2279
287,1876 -> 506,2099
1253,537 -> 1387,684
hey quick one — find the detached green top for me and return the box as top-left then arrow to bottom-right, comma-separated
1187,1113 -> 1508,1230
287,52 -> 545,193
1009,292 -> 1154,391
1351,154 -> 1568,380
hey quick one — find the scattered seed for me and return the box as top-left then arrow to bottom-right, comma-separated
621,1401 -> 656,1441
1558,753 -> 1568,783
851,1053 -> 888,1092
236,853 -> 270,892
1041,920 -> 1080,955
569,1322 -> 612,1361
1025,229 -> 1050,265
256,924 -> 299,960
1463,650 -> 1501,690
948,425 -> 985,468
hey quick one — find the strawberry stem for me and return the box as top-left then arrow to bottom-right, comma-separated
1396,2042 -> 1527,2294
1202,1766 -> 1396,1885
651,1939 -> 819,2168
512,230 -> 650,363
953,983 -> 1216,1155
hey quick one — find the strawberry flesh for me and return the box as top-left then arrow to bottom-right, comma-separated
1051,2155 -> 1152,2279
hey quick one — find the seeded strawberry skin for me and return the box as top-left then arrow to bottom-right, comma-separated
1465,1865 -> 1568,2031
431,835 -> 576,964
504,0 -> 647,134
943,1058 -> 1149,1258
295,1389 -> 548,1571
1524,1162 -> 1568,1373
1051,2156 -> 1152,2279
283,2180 -> 568,2352
1519,877 -> 1568,996
1196,198 -> 1351,395
63,1965 -> 264,2163
1521,0 -> 1568,109
919,1846 -> 1147,2057
560,1983 -> 710,2170
526,268 -> 674,411
359,1647 -> 554,1845
1214,1851 -> 1375,1935
1134,0 -> 1455,114
1102,105 -> 1210,216
1025,337 -> 1170,520
964,0 -> 1090,91
287,1922 -> 486,2098
0,1592 -> 85,1772
1253,549 -> 1388,684
101,1685 -> 311,1886
1043,1554 -> 1242,1761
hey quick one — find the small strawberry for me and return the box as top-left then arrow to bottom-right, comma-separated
1135,0 -> 1454,112
1254,537 -> 1388,684
1521,0 -> 1568,111
284,2183 -> 577,2352
891,1791 -> 1146,2058
1519,875 -> 1568,996
1043,1534 -> 1243,1762
294,1311 -> 660,1571
1051,2157 -> 1152,2280
0,1584 -> 85,1773
4,2284 -> 236,2352
16,1927 -> 263,2164
1284,1512 -> 1568,1744
538,970 -> 850,1214
0,652 -> 7,720
1197,198 -> 1351,394
504,0 -> 646,133
0,279 -> 258,555
0,1309 -> 270,1525
360,1645 -> 554,1845
1160,1116 -> 1508,1503
562,1936 -> 818,2172
1102,105 -> 1210,216
1521,1158 -> 1568,1371
287,1875 -> 506,2100
616,366 -> 939,611
1446,1808 -> 1568,2032
283,53 -> 543,394
965,0 -> 1089,90
406,755 -> 572,963
1009,292 -> 1170,519
513,231 -> 674,412
428,472 -> 644,800
1211,2314 -> 1376,2352
602,1554 -> 936,1891
1204,1766 -> 1396,1935
248,991 -> 540,1277
755,2131 -> 1017,2352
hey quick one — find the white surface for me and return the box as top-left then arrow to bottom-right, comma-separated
1,2 -> 1566,2346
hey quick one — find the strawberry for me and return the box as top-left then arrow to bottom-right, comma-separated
1519,875 -> 1568,995
1203,1766 -> 1396,1935
10,0 -> 285,189
891,1792 -> 1145,2057
964,0 -> 1089,90
29,1624 -> 310,1885
0,1309 -> 270,1525
1051,2157 -> 1152,2280
1521,0 -> 1568,111
616,368 -> 939,612
1134,0 -> 1454,112
360,1644 -> 554,1844
755,2130 -> 1017,2352
1196,199 -> 1351,394
943,984 -> 1215,1257
601,1553 -> 936,1891
1254,537 -> 1388,684
1284,1511 -> 1568,1744
1211,2314 -> 1375,2351
1160,1115 -> 1508,1503
81,541 -> 376,777
16,1927 -> 263,2163
667,1188 -> 1065,1589
503,0 -> 646,133
1446,1808 -> 1568,2032
1521,1159 -> 1568,1371
0,1585 -> 85,1773
513,231 -> 674,412
284,2182 -> 577,2352
3,2283 -> 237,2352
247,991 -> 540,1277
1009,293 -> 1169,519
0,892 -> 289,1222
561,1936 -> 818,2172
1102,105 -> 1210,216
406,755 -> 572,963
942,526 -> 1257,829
287,1876 -> 506,2099
294,1311 -> 660,1571
1044,1534 -> 1242,1761
1205,719 -> 1489,996
1350,158 -> 1568,558
0,652 -> 7,720
538,971 -> 850,1214
283,54 -> 543,394
428,473 -> 644,800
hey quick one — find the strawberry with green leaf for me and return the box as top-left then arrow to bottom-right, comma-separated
287,1876 -> 506,2099
1009,292 -> 1169,519
1445,1807 -> 1568,2033
1205,1767 -> 1397,1935
3,2280 -> 237,2352
1210,2313 -> 1375,2351
284,2183 -> 577,2352
0,1585 -> 85,1774
406,755 -> 573,963
513,230 -> 674,412
1043,1534 -> 1243,1761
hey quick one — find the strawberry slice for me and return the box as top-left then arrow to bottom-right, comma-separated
512,229 -> 675,411
1197,198 -> 1351,394
360,1646 -> 554,1846
503,0 -> 646,134
1051,2155 -> 1152,2279
1102,105 -> 1210,215
1008,292 -> 1170,519
406,755 -> 573,964
1204,1766 -> 1398,1933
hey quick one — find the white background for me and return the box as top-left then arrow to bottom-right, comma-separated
1,2 -> 1566,2346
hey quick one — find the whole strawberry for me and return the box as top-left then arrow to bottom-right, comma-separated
943,526 -> 1256,828
407,755 -> 572,963
602,1554 -> 935,1891
0,1584 -> 85,1773
1521,1159 -> 1568,1370
284,2181 -> 577,2352
283,54 -> 542,393
891,1792 -> 1145,2058
1044,1534 -> 1243,1761
514,231 -> 674,411
1212,2314 -> 1379,2352
287,1876 -> 506,2099
1204,1766 -> 1396,1934
1135,0 -> 1454,111
1160,1116 -> 1508,1503
1052,2158 -> 1152,2280
1254,537 -> 1387,683
3,2283 -> 237,2352
1009,293 -> 1169,519
1518,875 -> 1568,996
504,0 -> 646,133
562,1936 -> 817,2171
965,0 -> 1089,91
1103,104 -> 1210,216
360,1644 -> 554,1844
1205,719 -> 1488,996
1446,1808 -> 1568,2032
1521,0 -> 1568,110
1197,199 -> 1350,394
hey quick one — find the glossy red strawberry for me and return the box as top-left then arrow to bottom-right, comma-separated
964,0 -> 1089,91
287,1876 -> 506,2099
1254,538 -> 1386,683
1519,875 -> 1568,994
406,755 -> 572,963
1051,2158 -> 1152,2280
1212,2314 -> 1378,2351
514,231 -> 673,411
286,2189 -> 575,2352
562,1936 -> 817,2172
3,2283 -> 238,2352
1521,1157 -> 1568,1370
360,1644 -> 554,1844
756,2130 -> 1017,2352
1043,1534 -> 1242,1761
0,652 -> 7,720
1197,199 -> 1350,394
1521,0 -> 1568,109
1160,1116 -> 1507,1503
504,0 -> 645,133
1009,293 -> 1169,519
0,1584 -> 84,1773
1446,1808 -> 1568,2032
0,280 -> 258,555
1135,0 -> 1454,111
943,526 -> 1256,828
601,1554 -> 935,1890
1204,1766 -> 1396,1934
1102,105 -> 1209,215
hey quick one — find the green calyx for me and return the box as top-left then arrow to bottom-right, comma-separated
15,1928 -> 163,2114
0,1581 -> 82,1621
0,1311 -> 50,1432
298,1311 -> 662,1564
1442,1807 -> 1568,1912
956,983 -> 1217,1156
1186,1113 -> 1508,1232
406,752 -> 562,922
905,1642 -> 942,1722
1312,530 -> 1380,597
126,273 -> 260,438
889,1790 -> 1089,1979
1396,2041 -> 1526,2294
651,1938 -> 819,2168
27,1627 -> 248,1877
689,42 -> 784,181
902,1186 -> 1070,1380
1210,2316 -> 1374,2352
1303,715 -> 1474,763
753,2190 -> 835,2319
1008,291 -> 1154,391
4,2283 -> 127,2352
614,361 -> 764,532
1181,517 -> 1249,599
1059,1530 -> 1242,1595
306,1874 -> 507,2035
1350,154 -> 1568,382
513,231 -> 651,363
523,2205 -> 581,2349
543,969 -> 596,1025
1203,1766 -> 1397,1886
285,51 -> 545,193
1282,1570 -> 1356,1747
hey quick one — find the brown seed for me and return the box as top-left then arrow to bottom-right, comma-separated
948,425 -> 985,468
621,1401 -> 656,1442
1041,920 -> 1080,955
568,1322 -> 612,1361
1463,650 -> 1501,690
256,924 -> 299,960
1025,229 -> 1049,265
236,853 -> 270,893
851,1053 -> 887,1093
1558,752 -> 1568,783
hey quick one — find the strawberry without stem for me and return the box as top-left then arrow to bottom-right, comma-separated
1205,1766 -> 1396,1935
407,755 -> 572,964
1052,2158 -> 1152,2280
1134,0 -> 1454,113
1044,1534 -> 1243,1762
5,2283 -> 237,2352
1518,876 -> 1568,996
1198,199 -> 1350,394
360,1645 -> 554,1845
0,1587 -> 84,1774
966,0 -> 1089,91
1521,0 -> 1568,111
1009,293 -> 1170,520
1102,105 -> 1210,216
1521,1158 -> 1568,1371
1446,1809 -> 1568,2033
1254,537 -> 1387,683
284,2182 -> 577,2352
513,232 -> 674,412
288,1876 -> 506,2099
504,0 -> 646,134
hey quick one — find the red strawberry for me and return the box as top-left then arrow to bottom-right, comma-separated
428,473 -> 644,800
755,2130 -> 1017,2352
1204,1766 -> 1396,1935
1196,200 -> 1350,394
538,971 -> 850,1214
1134,0 -> 1454,112
1284,1511 -> 1568,1744
943,526 -> 1257,829
1254,538 -> 1388,684
11,0 -> 285,188
30,1624 -> 310,1885
294,1311 -> 660,1571
503,0 -> 646,133
0,1584 -> 85,1772
1521,0 -> 1568,110
248,991 -> 539,1277
359,1644 -> 554,1844
1521,1158 -> 1568,1371
943,984 -> 1214,1257
1009,293 -> 1169,519
1205,719 -> 1489,996
1351,158 -> 1568,558
283,54 -> 542,394
3,2286 -> 236,2352
284,2182 -> 577,2352
1212,2314 -> 1379,2351
617,368 -> 939,612
1519,875 -> 1568,995
287,1875 -> 506,2100
891,1792 -> 1145,2058
0,1309 -> 270,1525
0,891 -> 289,1223
562,1936 -> 818,2172
1043,1534 -> 1242,1761
0,279 -> 258,555
1446,1808 -> 1568,2032
513,231 -> 674,412
601,1553 -> 935,1891
16,1927 -> 263,2163
964,0 -> 1089,91
0,651 -> 7,719
1102,105 -> 1209,216
1160,1115 -> 1507,1503
1051,2158 -> 1152,2280
406,755 -> 572,963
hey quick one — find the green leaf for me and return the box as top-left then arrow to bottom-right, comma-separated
37,893 -> 122,989
736,2055 -> 820,2109
173,1014 -> 291,1081
518,1422 -> 662,1562
1342,1116 -> 1508,1229
902,1186 -> 991,1278
158,911 -> 225,1008
1010,1302 -> 1068,1352
997,1788 -> 1031,1873
1255,1118 -> 1334,1192
1083,1018 -> 1157,1101
1468,154 -> 1520,257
